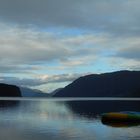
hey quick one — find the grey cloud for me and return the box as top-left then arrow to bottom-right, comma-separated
0,77 -> 43,87
110,57 -> 140,71
0,24 -> 103,74
0,64 -> 42,74
0,73 -> 88,87
0,65 -> 28,73
0,26 -> 70,64
0,24 -> 71,73
115,46 -> 140,61
0,0 -> 140,36
44,73 -> 88,83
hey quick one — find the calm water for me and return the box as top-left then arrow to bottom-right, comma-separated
0,98 -> 140,140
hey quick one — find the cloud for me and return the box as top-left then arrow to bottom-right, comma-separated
0,24 -> 71,64
107,56 -> 140,71
115,46 -> 140,61
41,73 -> 90,83
0,23 -> 73,73
0,0 -> 140,36
0,0 -> 140,92
0,73 -> 89,87
0,0 -> 140,35
0,23 -> 107,74
0,22 -> 140,75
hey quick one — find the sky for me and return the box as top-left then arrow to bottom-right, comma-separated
0,0 -> 140,92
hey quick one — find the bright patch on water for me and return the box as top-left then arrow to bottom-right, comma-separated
0,98 -> 140,140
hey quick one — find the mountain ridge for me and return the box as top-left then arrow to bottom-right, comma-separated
0,83 -> 21,97
54,70 -> 140,97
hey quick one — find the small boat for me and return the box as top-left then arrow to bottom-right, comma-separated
101,111 -> 140,123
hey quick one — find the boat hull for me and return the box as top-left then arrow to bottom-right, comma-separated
102,112 -> 140,123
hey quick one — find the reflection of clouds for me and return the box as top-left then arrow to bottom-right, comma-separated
106,127 -> 140,140
40,112 -> 48,120
0,100 -> 140,140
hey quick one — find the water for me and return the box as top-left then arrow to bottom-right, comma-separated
0,98 -> 140,140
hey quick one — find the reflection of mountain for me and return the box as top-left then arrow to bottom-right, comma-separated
0,83 -> 21,97
54,71 -> 140,97
66,101 -> 140,118
20,87 -> 49,97
0,100 -> 20,108
102,120 -> 140,128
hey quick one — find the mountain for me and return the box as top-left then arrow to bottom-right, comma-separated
49,88 -> 63,97
54,70 -> 140,97
20,87 -> 49,97
0,83 -> 21,97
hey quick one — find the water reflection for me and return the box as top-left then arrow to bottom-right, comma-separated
65,100 -> 140,128
101,120 -> 140,128
0,100 -> 20,108
0,99 -> 140,140
66,101 -> 140,117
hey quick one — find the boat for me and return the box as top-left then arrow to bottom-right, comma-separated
101,111 -> 140,124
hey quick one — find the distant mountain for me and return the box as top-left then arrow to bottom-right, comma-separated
54,71 -> 140,97
0,83 -> 21,97
20,87 -> 49,97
